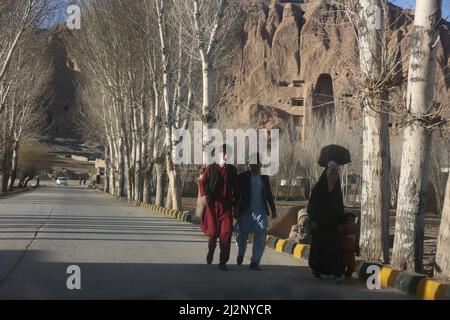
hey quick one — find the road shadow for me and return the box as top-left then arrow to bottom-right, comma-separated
0,251 -> 412,300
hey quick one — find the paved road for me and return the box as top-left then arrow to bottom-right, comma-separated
0,184 -> 413,300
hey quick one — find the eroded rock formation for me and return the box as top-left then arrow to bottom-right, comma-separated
227,0 -> 449,139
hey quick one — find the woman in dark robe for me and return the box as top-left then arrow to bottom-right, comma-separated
307,162 -> 346,282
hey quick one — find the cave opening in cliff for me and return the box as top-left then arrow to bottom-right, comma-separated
293,80 -> 304,87
291,98 -> 305,107
313,73 -> 335,123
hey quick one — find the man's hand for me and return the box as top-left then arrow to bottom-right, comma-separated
201,195 -> 208,207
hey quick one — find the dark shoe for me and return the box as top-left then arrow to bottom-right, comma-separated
207,249 -> 214,265
313,272 -> 322,279
249,263 -> 262,271
237,256 -> 244,266
334,276 -> 343,285
219,263 -> 228,271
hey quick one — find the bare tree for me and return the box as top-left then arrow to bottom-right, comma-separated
70,0 -> 198,210
435,173 -> 450,280
0,0 -> 56,193
430,132 -> 450,215
356,0 -> 391,263
172,0 -> 242,215
392,0 -> 442,273
329,0 -> 414,263
6,40 -> 52,191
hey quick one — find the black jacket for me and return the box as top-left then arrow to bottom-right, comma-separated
203,163 -> 239,206
238,171 -> 277,217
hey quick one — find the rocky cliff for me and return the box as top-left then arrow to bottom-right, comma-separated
46,1 -> 450,141
46,24 -> 80,138
227,0 -> 449,139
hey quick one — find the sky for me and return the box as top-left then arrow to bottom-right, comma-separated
45,0 -> 450,28
391,0 -> 450,21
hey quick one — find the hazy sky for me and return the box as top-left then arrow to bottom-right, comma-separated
47,0 -> 450,27
391,0 -> 450,21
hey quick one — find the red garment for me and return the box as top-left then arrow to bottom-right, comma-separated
341,222 -> 359,277
201,202 -> 233,264
199,164 -> 238,265
199,164 -> 239,208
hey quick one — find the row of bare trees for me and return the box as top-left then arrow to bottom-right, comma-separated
69,0 -> 448,279
71,0 -> 240,210
351,0 -> 449,278
0,0 -> 54,193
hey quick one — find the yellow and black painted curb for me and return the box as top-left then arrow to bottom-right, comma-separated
375,265 -> 450,300
265,236 -> 450,300
97,189 -> 193,223
265,236 -> 310,260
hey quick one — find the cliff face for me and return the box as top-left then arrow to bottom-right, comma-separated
228,0 -> 450,139
46,1 -> 449,141
46,24 -> 79,139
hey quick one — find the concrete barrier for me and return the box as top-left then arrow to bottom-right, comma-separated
416,279 -> 449,300
266,236 -> 279,249
293,244 -> 308,259
394,272 -> 427,295
357,262 -> 383,281
275,239 -> 287,253
95,189 -> 193,224
283,242 -> 297,255
302,246 -> 310,260
444,286 -> 450,300
380,267 -> 400,289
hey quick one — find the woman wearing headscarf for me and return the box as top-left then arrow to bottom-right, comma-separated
307,161 -> 346,283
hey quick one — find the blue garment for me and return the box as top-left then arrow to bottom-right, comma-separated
235,173 -> 268,265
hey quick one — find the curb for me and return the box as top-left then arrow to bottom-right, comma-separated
265,236 -> 310,260
264,236 -> 450,300
96,189 -> 193,223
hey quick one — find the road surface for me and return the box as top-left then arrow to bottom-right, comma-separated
0,183 -> 413,300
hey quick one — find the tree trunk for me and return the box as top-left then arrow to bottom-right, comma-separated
435,176 -> 450,279
360,104 -> 391,262
104,145 -> 110,194
24,176 -> 32,188
110,164 -> 116,196
194,63 -> 213,216
154,161 -> 165,207
166,161 -> 182,211
392,0 -> 441,273
143,165 -> 153,204
0,146 -> 12,193
8,142 -> 19,192
118,139 -> 126,198
358,0 -> 391,263
133,109 -> 142,202
156,0 -> 182,211
165,181 -> 172,209
195,169 -> 206,218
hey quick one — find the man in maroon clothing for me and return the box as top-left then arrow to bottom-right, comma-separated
199,144 -> 239,271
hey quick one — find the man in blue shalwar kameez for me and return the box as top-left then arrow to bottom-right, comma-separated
235,153 -> 277,271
